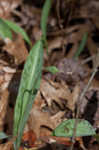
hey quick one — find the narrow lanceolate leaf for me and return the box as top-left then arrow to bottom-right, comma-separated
52,119 -> 96,137
3,19 -> 31,46
13,40 -> 43,150
74,32 -> 88,59
0,132 -> 8,140
41,0 -> 52,43
0,19 -> 12,40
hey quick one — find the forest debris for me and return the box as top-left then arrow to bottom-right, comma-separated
0,0 -> 22,19
3,34 -> 28,64
28,106 -> 55,138
50,111 -> 66,126
48,37 -> 64,54
71,85 -> 80,111
0,139 -> 14,150
0,63 -> 16,92
56,58 -> 88,85
0,90 -> 9,131
40,78 -> 72,108
26,91 -> 65,139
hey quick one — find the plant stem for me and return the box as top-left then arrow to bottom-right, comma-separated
70,62 -> 98,150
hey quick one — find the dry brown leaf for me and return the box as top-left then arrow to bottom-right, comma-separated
0,61 -> 16,91
23,91 -> 54,138
25,91 -> 65,139
50,111 -> 66,127
28,106 -> 55,138
0,0 -> 22,19
40,79 -> 72,107
70,84 -> 80,111
0,139 -> 14,150
3,35 -> 28,65
48,37 -> 64,54
0,90 -> 9,130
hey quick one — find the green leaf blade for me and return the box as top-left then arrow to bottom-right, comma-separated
41,0 -> 52,42
45,66 -> 59,74
74,32 -> 88,59
3,19 -> 31,45
13,40 -> 43,149
0,19 -> 12,40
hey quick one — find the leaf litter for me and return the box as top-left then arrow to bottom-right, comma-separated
0,0 -> 99,150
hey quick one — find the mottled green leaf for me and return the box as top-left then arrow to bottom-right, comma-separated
52,119 -> 96,137
3,19 -> 31,45
13,40 -> 43,150
0,19 -> 12,40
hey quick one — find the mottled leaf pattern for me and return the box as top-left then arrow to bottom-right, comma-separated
52,119 -> 96,137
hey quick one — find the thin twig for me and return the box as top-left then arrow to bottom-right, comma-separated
81,55 -> 95,65
70,51 -> 99,150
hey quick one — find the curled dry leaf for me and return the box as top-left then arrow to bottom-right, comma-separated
3,34 -> 28,65
40,78 -> 72,107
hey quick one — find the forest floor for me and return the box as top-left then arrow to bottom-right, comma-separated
0,0 -> 99,150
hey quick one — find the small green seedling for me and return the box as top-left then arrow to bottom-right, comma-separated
45,66 -> 59,74
74,32 -> 88,59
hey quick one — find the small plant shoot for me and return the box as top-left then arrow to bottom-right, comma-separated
45,66 -> 59,74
